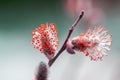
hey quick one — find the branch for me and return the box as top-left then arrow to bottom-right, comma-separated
48,11 -> 84,67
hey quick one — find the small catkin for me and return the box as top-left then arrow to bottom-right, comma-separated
36,62 -> 48,80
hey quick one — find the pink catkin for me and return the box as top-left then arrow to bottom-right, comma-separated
32,23 -> 59,60
72,26 -> 112,61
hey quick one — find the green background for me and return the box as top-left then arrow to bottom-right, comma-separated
0,0 -> 120,80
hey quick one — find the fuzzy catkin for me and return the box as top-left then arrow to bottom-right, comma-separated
36,62 -> 48,80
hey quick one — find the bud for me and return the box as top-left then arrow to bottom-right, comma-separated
66,40 -> 75,54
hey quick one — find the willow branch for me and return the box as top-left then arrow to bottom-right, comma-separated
48,11 -> 84,67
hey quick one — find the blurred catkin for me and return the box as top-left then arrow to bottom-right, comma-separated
36,62 -> 48,80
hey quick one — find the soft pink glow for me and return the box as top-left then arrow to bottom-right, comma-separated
65,0 -> 105,25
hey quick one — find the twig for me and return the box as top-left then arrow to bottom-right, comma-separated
48,11 -> 84,67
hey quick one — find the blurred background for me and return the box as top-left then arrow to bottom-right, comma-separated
0,0 -> 120,80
